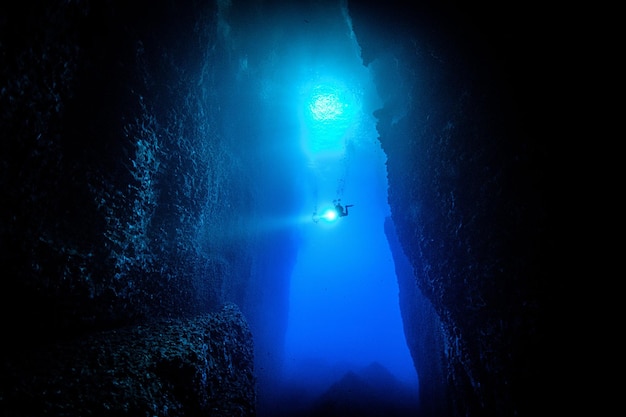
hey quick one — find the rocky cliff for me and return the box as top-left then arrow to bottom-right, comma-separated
384,217 -> 448,417
1,0 -> 249,343
1,303 -> 255,416
1,1 -> 264,415
349,1 -> 550,416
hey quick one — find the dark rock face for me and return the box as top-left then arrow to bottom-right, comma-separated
384,217 -> 448,417
1,1 -> 262,415
1,303 -> 255,416
1,0 -> 245,342
349,1 -> 550,416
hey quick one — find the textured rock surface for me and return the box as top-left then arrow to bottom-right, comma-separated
384,216 -> 448,416
0,0 -> 251,343
0,303 -> 255,416
349,1 -> 550,416
1,2 -> 262,415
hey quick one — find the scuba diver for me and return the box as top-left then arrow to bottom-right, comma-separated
333,199 -> 354,217
312,199 -> 354,223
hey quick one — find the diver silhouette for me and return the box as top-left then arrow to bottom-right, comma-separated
334,200 -> 354,217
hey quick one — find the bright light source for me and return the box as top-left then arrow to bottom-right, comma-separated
301,81 -> 359,158
310,93 -> 343,120
322,208 -> 338,221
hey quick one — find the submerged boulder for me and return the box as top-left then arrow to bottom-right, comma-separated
0,303 -> 255,417
308,362 -> 419,417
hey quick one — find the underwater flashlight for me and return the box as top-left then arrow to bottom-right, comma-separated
321,208 -> 338,221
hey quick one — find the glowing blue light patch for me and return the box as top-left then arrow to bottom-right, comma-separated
310,92 -> 343,121
301,81 -> 359,158
321,208 -> 338,221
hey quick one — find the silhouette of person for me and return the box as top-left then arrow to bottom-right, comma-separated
334,200 -> 354,217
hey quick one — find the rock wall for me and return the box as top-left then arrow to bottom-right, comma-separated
1,0 -> 246,342
384,217 -> 448,417
349,1 -> 550,416
1,303 -> 255,417
0,0 -> 268,334
1,1 -> 264,415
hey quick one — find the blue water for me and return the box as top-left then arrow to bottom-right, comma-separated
219,0 -> 418,404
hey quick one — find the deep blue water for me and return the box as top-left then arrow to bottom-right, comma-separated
219,0 -> 419,404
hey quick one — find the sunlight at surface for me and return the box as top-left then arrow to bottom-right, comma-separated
300,81 -> 359,159
310,92 -> 343,121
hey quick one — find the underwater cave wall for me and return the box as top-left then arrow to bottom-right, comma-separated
1,303 -> 256,417
349,1 -> 547,416
385,217 -> 449,417
1,0 -> 256,349
384,216 -> 448,417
